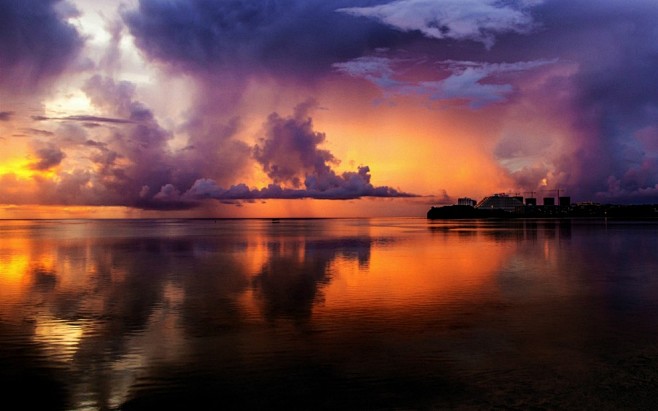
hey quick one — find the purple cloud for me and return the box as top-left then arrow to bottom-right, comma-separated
335,56 -> 556,108
31,143 -> 65,170
22,76 -> 413,209
122,0 -> 408,79
183,165 -> 413,201
0,0 -> 83,91
33,115 -> 135,125
492,0 -> 658,202
254,99 -> 338,188
179,101 -> 415,203
3,0 -> 656,210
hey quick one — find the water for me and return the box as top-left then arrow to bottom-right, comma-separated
1,218 -> 658,410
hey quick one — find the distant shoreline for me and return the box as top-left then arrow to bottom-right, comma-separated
427,204 -> 658,220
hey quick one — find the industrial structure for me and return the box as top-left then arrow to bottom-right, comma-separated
457,197 -> 477,207
427,190 -> 576,219
475,194 -> 524,212
474,191 -> 571,210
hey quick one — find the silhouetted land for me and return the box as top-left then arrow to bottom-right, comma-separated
427,204 -> 658,219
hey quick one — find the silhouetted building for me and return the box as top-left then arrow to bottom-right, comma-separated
525,197 -> 537,206
476,194 -> 524,212
457,197 -> 477,207
559,196 -> 571,207
543,197 -> 555,206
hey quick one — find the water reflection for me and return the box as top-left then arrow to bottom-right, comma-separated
0,219 -> 658,410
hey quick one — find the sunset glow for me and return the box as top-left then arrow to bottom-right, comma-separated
1,0 -> 657,218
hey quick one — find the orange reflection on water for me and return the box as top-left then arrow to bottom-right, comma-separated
2,218 -> 623,411
323,231 -> 514,314
0,237 -> 36,316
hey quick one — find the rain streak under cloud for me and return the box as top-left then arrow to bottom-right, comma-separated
0,0 -> 657,216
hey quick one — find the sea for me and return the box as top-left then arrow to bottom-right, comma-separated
1,218 -> 658,410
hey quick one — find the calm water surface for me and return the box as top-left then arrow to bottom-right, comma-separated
1,218 -> 658,410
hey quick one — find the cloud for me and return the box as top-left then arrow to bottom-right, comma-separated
0,0 -> 83,91
23,128 -> 55,137
183,165 -> 413,201
31,143 -> 65,170
498,0 -> 658,202
180,101 -> 415,202
338,0 -> 541,49
19,75 -> 192,209
335,56 -> 556,108
122,0 -> 406,79
13,74 -> 413,209
254,99 -> 338,188
33,115 -> 135,125
422,60 -> 556,108
7,0 -> 657,211
332,56 -> 400,90
496,133 -> 553,163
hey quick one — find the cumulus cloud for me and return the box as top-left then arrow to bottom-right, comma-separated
183,165 -> 412,201
335,56 -> 556,108
14,76 -> 413,209
254,100 -> 338,188
181,101 -> 415,202
0,0 -> 83,91
338,0 -> 541,49
17,75 -> 192,209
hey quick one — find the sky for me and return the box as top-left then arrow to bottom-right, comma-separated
1,0 -> 657,218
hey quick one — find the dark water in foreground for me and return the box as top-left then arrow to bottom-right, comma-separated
1,218 -> 658,410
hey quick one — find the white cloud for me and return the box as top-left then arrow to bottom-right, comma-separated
334,57 -> 557,109
338,0 -> 542,49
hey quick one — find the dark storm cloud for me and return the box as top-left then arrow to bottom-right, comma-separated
0,0 -> 83,91
491,0 -> 658,202
122,0 -> 411,78
112,0 -> 421,209
571,17 -> 658,201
